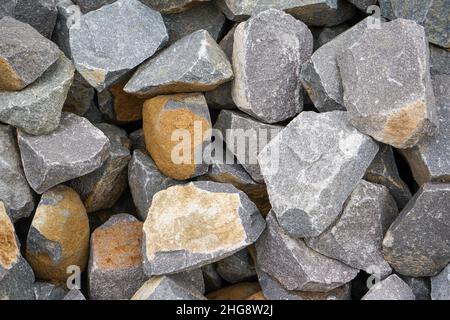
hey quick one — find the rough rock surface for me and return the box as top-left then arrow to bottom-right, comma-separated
142,0 -> 210,14
129,129 -> 146,150
18,112 -> 110,194
216,249 -> 256,284
63,72 -> 96,117
25,186 -> 90,284
361,275 -> 415,300
73,0 -> 116,13
70,0 -> 168,91
315,24 -> 349,50
63,289 -> 86,300
52,0 -> 80,59
258,111 -> 378,238
124,30 -> 233,98
401,276 -> 431,300
207,282 -> 261,300
142,181 -> 266,275
232,9 -> 313,123
430,45 -> 450,75
347,0 -> 377,11
202,264 -> 222,293
383,183 -> 450,277
338,19 -> 437,149
33,282 -> 67,300
431,263 -> 450,300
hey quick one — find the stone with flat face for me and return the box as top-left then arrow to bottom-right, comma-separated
70,0 -> 168,91
383,183 -> 450,277
125,30 -> 233,98
258,111 -> 379,238
216,249 -> 256,284
141,0 -> 209,14
63,72 -> 96,117
232,9 -> 313,123
431,263 -> 450,300
338,19 -> 437,149
142,181 -> 265,275
362,275 -> 415,300
18,113 -> 110,194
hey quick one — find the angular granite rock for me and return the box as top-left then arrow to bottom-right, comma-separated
142,93 -> 211,180
0,125 -> 35,222
256,213 -> 358,292
52,0 -> 80,59
124,30 -> 233,98
70,123 -> 131,212
338,19 -> 437,149
141,0 -> 209,14
26,186 -> 90,283
33,282 -> 67,300
0,202 -> 35,300
215,0 -> 356,26
431,263 -> 450,300
364,144 -> 412,209
0,55 -> 74,135
401,276 -> 431,300
216,248 -> 256,284
232,9 -> 313,123
0,17 -> 60,91
430,45 -> 450,75
73,0 -> 116,13
18,113 -> 110,194
383,183 -> 450,277
63,289 -> 86,300
306,180 -> 397,278
400,75 -> 450,185
128,150 -> 182,221
361,274 -> 415,300
0,0 -> 58,38
300,18 -> 370,112
258,111 -> 379,238
142,181 -> 266,275
88,214 -> 146,300
70,0 -> 168,91
207,282 -> 261,300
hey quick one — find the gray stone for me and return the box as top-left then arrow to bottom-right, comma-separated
0,17 -> 61,91
0,55 -> 74,135
306,180 -> 397,278
300,18 -> 371,112
401,276 -> 431,300
379,0 -> 396,20
383,183 -> 450,277
0,0 -> 58,38
347,0 -> 376,11
255,212 -> 358,292
63,289 -> 86,300
128,149 -> 182,221
0,125 -> 35,222
364,144 -> 412,210
217,249 -> 256,284
88,214 -> 146,300
338,19 -> 437,149
170,268 -> 205,294
18,112 -> 110,194
63,71 -> 96,117
214,110 -> 283,183
258,111 -> 379,238
142,181 -> 266,275
400,75 -> 450,185
215,0 -> 356,26
232,9 -> 313,123
73,0 -> 116,13
52,0 -> 80,59
315,24 -> 349,50
361,274 -> 415,300
33,282 -> 67,300
124,30 -> 233,98
430,44 -> 450,75
70,0 -> 168,91
431,263 -> 450,300
70,123 -> 131,212
163,2 -> 225,45
141,0 -> 209,14
202,264 -> 222,293
129,129 -> 145,150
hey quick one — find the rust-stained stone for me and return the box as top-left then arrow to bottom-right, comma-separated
0,202 -> 19,270
206,282 -> 261,300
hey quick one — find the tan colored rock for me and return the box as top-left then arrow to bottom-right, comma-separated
26,186 -> 90,284
0,202 -> 19,270
247,291 -> 266,300
207,282 -> 261,300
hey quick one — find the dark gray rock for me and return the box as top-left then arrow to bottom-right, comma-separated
347,0 -> 376,11
141,0 -> 210,14
63,71 -> 96,117
52,0 -> 81,59
361,274 -> 415,300
73,0 -> 116,13
232,9 -> 313,123
401,276 -> 431,300
18,112 -> 110,194
315,24 -> 349,50
33,282 -> 67,300
216,249 -> 256,284
430,44 -> 450,75
63,289 -> 86,300
431,263 -> 450,300
170,268 -> 205,294
202,264 -> 222,293
129,129 -> 145,150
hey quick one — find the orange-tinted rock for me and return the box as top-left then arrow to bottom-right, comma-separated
206,282 -> 261,300
247,291 -> 266,300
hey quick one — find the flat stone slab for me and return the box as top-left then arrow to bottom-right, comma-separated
18,112 -> 110,194
383,183 -> 450,277
142,0 -> 210,14
0,54 -> 74,135
232,9 -> 313,123
70,0 -> 168,91
124,30 -> 233,98
362,274 -> 415,300
431,263 -> 450,300
216,248 -> 256,284
142,181 -> 265,275
338,18 -> 437,149
258,111 -> 379,237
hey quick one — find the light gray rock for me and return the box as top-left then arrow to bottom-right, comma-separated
400,75 -> 450,186
52,0 -> 80,59
216,249 -> 256,284
70,0 -> 168,91
142,181 -> 266,275
215,0 -> 356,26
0,55 -> 74,135
70,123 -> 131,213
128,150 -> 182,221
18,112 -> 110,194
202,264 -> 222,293
63,71 -> 96,117
141,0 -> 210,14
0,17 -> 61,91
338,19 -> 437,149
401,276 -> 431,300
258,111 -> 379,238
73,0 -> 116,13
0,125 -> 35,222
124,30 -> 233,98
214,110 -> 283,183
361,274 -> 415,300
33,282 -> 67,300
430,44 -> 450,75
255,212 -> 358,292
63,289 -> 86,300
232,9 -> 313,123
364,144 -> 412,210
431,263 -> 450,300
383,183 -> 450,277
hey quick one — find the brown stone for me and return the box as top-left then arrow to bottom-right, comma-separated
206,282 -> 261,300
0,202 -> 19,270
246,291 -> 266,300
